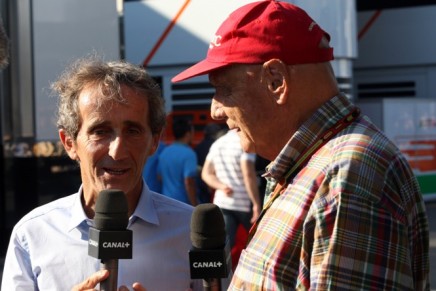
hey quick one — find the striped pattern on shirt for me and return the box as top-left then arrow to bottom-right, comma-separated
206,130 -> 256,212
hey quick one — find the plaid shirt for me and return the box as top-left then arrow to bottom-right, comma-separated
229,93 -> 429,290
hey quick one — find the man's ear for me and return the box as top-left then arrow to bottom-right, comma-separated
262,59 -> 289,105
59,129 -> 78,161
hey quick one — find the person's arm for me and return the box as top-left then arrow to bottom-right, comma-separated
201,158 -> 233,195
183,151 -> 199,206
184,176 -> 198,206
240,157 -> 262,223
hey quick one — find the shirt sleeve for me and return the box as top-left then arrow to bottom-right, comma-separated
241,152 -> 256,162
204,141 -> 218,162
1,230 -> 37,290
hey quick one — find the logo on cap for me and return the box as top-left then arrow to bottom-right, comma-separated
209,35 -> 222,49
308,21 -> 317,32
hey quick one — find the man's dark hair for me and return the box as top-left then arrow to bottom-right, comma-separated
172,118 -> 192,139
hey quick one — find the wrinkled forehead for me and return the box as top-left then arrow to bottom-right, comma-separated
78,83 -> 133,108
209,63 -> 261,86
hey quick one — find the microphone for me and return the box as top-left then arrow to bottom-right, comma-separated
189,203 -> 231,291
88,189 -> 133,291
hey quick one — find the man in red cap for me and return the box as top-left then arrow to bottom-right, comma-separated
173,1 -> 429,290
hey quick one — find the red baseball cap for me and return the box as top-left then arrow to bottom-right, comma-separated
172,0 -> 333,83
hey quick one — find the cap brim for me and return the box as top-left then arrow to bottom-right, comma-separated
171,59 -> 230,83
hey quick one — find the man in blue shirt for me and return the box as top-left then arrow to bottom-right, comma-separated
158,119 -> 199,206
142,140 -> 166,192
1,58 -> 201,290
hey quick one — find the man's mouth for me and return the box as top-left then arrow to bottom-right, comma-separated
103,168 -> 128,175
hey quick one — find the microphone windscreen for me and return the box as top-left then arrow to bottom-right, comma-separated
190,203 -> 226,250
94,189 -> 128,230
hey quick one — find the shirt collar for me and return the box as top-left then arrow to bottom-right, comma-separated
129,182 -> 159,226
68,185 -> 90,232
67,181 -> 160,232
266,93 -> 356,181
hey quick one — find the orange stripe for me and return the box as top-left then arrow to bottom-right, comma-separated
358,10 -> 382,40
142,0 -> 191,67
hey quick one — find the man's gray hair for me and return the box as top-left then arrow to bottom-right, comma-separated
52,56 -> 167,140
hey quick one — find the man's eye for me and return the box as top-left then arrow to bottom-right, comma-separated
92,128 -> 109,136
217,86 -> 232,97
127,128 -> 141,135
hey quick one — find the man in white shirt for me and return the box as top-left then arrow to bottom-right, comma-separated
202,130 -> 262,251
1,57 -> 201,291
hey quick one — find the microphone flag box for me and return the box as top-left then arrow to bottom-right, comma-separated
189,243 -> 231,279
88,227 -> 133,260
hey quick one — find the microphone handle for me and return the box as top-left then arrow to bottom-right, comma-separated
100,259 -> 118,291
203,278 -> 221,291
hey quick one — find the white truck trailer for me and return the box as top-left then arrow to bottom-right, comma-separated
355,4 -> 436,201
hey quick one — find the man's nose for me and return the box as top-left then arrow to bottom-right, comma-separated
211,98 -> 226,120
108,136 -> 128,160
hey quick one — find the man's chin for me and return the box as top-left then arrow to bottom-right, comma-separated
240,139 -> 256,154
99,182 -> 129,194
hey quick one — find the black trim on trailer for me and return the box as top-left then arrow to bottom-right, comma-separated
357,0 -> 436,11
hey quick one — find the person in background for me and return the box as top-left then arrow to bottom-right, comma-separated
171,1 -> 429,289
1,57 -> 201,290
142,140 -> 166,192
194,123 -> 224,203
158,118 -> 198,206
201,129 -> 262,269
0,16 -> 9,69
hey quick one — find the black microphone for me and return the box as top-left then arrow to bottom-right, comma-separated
189,203 -> 231,291
88,189 -> 133,291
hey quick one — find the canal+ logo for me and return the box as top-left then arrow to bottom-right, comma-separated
89,239 -> 130,249
193,261 -> 223,268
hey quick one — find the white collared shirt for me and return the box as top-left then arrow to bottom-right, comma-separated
1,182 -> 201,290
